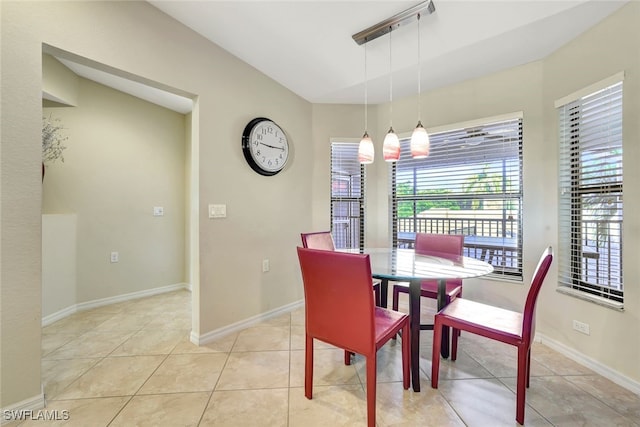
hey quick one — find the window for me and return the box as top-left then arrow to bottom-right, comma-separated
331,142 -> 365,249
390,115 -> 524,279
557,75 -> 623,307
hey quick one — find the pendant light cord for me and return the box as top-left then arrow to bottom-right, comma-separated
364,40 -> 368,132
389,26 -> 393,128
417,14 -> 421,121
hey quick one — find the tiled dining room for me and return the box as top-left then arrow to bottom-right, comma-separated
13,288 -> 638,426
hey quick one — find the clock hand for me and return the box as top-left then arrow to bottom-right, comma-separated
259,142 -> 284,151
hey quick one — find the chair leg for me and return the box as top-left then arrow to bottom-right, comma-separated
373,284 -> 381,307
526,348 -> 531,388
516,345 -> 528,425
451,327 -> 459,361
391,286 -> 402,340
366,354 -> 377,427
431,317 -> 443,388
392,286 -> 401,311
401,321 -> 410,390
305,335 -> 314,399
344,350 -> 353,365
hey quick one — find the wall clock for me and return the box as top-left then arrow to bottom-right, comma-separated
242,117 -> 289,176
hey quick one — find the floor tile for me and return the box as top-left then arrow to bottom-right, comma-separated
138,353 -> 229,394
216,351 -> 290,390
438,377 -> 551,426
231,325 -> 291,352
109,328 -> 186,356
200,388 -> 289,426
288,385 -> 368,427
52,355 -> 165,399
290,348 -> 360,388
109,392 -> 210,427
42,358 -> 100,399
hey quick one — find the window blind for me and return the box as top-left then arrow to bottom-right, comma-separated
558,80 -> 623,305
390,116 -> 523,279
331,142 -> 365,249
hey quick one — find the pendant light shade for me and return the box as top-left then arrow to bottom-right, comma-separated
383,128 -> 400,161
358,132 -> 375,164
410,121 -> 430,158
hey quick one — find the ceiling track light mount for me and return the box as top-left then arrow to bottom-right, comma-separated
352,0 -> 436,45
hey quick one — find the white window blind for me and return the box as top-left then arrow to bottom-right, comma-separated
558,79 -> 623,306
390,116 -> 523,279
331,142 -> 365,249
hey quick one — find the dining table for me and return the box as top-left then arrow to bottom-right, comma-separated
345,247 -> 493,392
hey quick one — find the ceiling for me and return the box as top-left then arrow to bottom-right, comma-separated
52,1 -> 628,112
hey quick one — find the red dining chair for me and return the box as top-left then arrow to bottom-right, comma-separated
301,231 -> 381,306
297,247 -> 410,427
392,233 -> 465,322
431,246 -> 553,425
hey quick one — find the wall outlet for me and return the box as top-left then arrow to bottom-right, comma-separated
262,259 -> 270,272
572,320 -> 590,335
153,206 -> 164,216
110,251 -> 119,263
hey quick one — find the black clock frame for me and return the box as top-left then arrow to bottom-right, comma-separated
241,117 -> 287,176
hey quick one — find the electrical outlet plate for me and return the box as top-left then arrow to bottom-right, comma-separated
262,259 -> 270,272
110,251 -> 119,263
572,320 -> 590,335
209,204 -> 227,218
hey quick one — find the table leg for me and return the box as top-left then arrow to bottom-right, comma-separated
379,279 -> 389,308
437,278 -> 450,359
409,278 -> 421,392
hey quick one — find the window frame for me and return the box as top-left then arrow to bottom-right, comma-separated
330,141 -> 365,250
389,113 -> 524,280
556,73 -> 624,309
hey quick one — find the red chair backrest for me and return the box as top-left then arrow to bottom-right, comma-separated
296,247 -> 375,354
301,231 -> 336,251
415,233 -> 464,257
415,233 -> 465,286
522,246 -> 554,345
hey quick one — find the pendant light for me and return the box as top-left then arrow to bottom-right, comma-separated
358,39 -> 374,164
410,13 -> 430,159
383,26 -> 400,162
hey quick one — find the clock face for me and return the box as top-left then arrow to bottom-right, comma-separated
242,118 -> 289,176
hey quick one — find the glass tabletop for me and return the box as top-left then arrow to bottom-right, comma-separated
344,248 -> 493,281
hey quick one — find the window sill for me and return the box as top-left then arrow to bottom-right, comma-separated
556,287 -> 624,311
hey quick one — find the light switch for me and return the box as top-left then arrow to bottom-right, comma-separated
153,206 -> 164,216
209,204 -> 227,218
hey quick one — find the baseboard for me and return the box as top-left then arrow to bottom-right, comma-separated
192,299 -> 304,345
42,283 -> 190,327
536,333 -> 640,395
1,387 -> 45,425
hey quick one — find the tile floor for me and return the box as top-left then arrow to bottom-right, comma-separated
13,289 -> 640,426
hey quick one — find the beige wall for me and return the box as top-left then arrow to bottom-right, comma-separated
42,75 -> 187,310
1,0 -> 311,407
1,0 -> 639,410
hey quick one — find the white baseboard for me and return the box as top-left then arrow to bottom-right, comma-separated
192,299 -> 304,345
1,387 -> 45,425
42,283 -> 190,327
536,333 -> 640,395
